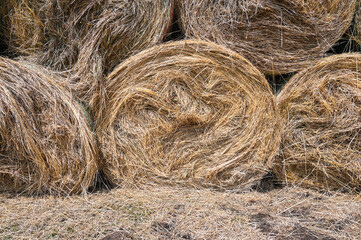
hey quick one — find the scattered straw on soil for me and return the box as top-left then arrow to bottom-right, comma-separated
274,53 -> 361,193
0,57 -> 98,195
176,0 -> 356,75
0,186 -> 360,239
94,40 -> 281,190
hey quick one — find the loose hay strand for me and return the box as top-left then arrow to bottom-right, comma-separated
0,57 -> 99,195
274,53 -> 361,193
176,0 -> 356,75
94,40 -> 281,189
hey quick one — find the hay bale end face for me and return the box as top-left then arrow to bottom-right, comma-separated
0,57 -> 98,195
73,0 -> 175,103
176,0 -> 356,75
274,53 -> 361,193
2,0 -> 174,99
94,40 -> 281,189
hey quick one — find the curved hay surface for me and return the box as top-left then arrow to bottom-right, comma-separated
2,0 -> 173,89
275,53 -> 361,193
73,0 -> 174,103
0,57 -> 98,195
176,0 -> 355,75
95,40 -> 281,189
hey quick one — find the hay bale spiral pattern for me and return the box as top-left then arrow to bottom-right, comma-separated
176,0 -> 356,75
0,57 -> 98,195
274,53 -> 361,192
94,40 -> 281,189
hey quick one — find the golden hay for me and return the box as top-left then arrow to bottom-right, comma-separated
176,0 -> 356,75
72,0 -> 174,103
274,53 -> 361,193
94,40 -> 281,189
2,0 -> 174,76
0,57 -> 98,195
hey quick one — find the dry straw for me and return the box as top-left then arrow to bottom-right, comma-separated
274,53 -> 361,193
72,0 -> 174,103
94,40 -> 281,189
2,0 -> 174,101
176,0 -> 356,75
0,57 -> 98,195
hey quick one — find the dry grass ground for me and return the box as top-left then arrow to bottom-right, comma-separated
0,186 -> 360,239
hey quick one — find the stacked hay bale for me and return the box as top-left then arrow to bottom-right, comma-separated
176,0 -> 356,74
2,0 -> 174,102
72,0 -> 174,103
0,57 -> 98,195
274,54 -> 361,192
94,40 -> 281,189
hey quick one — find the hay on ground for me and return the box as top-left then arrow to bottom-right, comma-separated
0,57 -> 98,195
94,40 -> 281,189
176,0 -> 356,75
274,53 -> 361,193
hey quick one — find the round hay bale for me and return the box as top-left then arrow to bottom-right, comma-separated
0,57 -> 98,195
1,0 -> 77,69
274,53 -> 361,193
2,0 -> 174,74
176,0 -> 356,75
73,0 -> 175,103
94,40 -> 281,189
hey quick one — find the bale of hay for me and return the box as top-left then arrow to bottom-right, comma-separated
2,0 -> 174,75
176,0 -> 356,75
274,53 -> 361,193
73,0 -> 175,103
94,40 -> 281,189
1,0 -> 77,69
0,57 -> 98,195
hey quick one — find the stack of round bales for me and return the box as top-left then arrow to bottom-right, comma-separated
2,0 -> 174,102
176,0 -> 356,74
94,40 -> 281,189
0,57 -> 98,195
274,53 -> 361,193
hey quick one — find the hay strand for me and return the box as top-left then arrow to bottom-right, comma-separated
94,40 -> 281,189
0,57 -> 98,195
176,0 -> 356,75
274,53 -> 361,193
